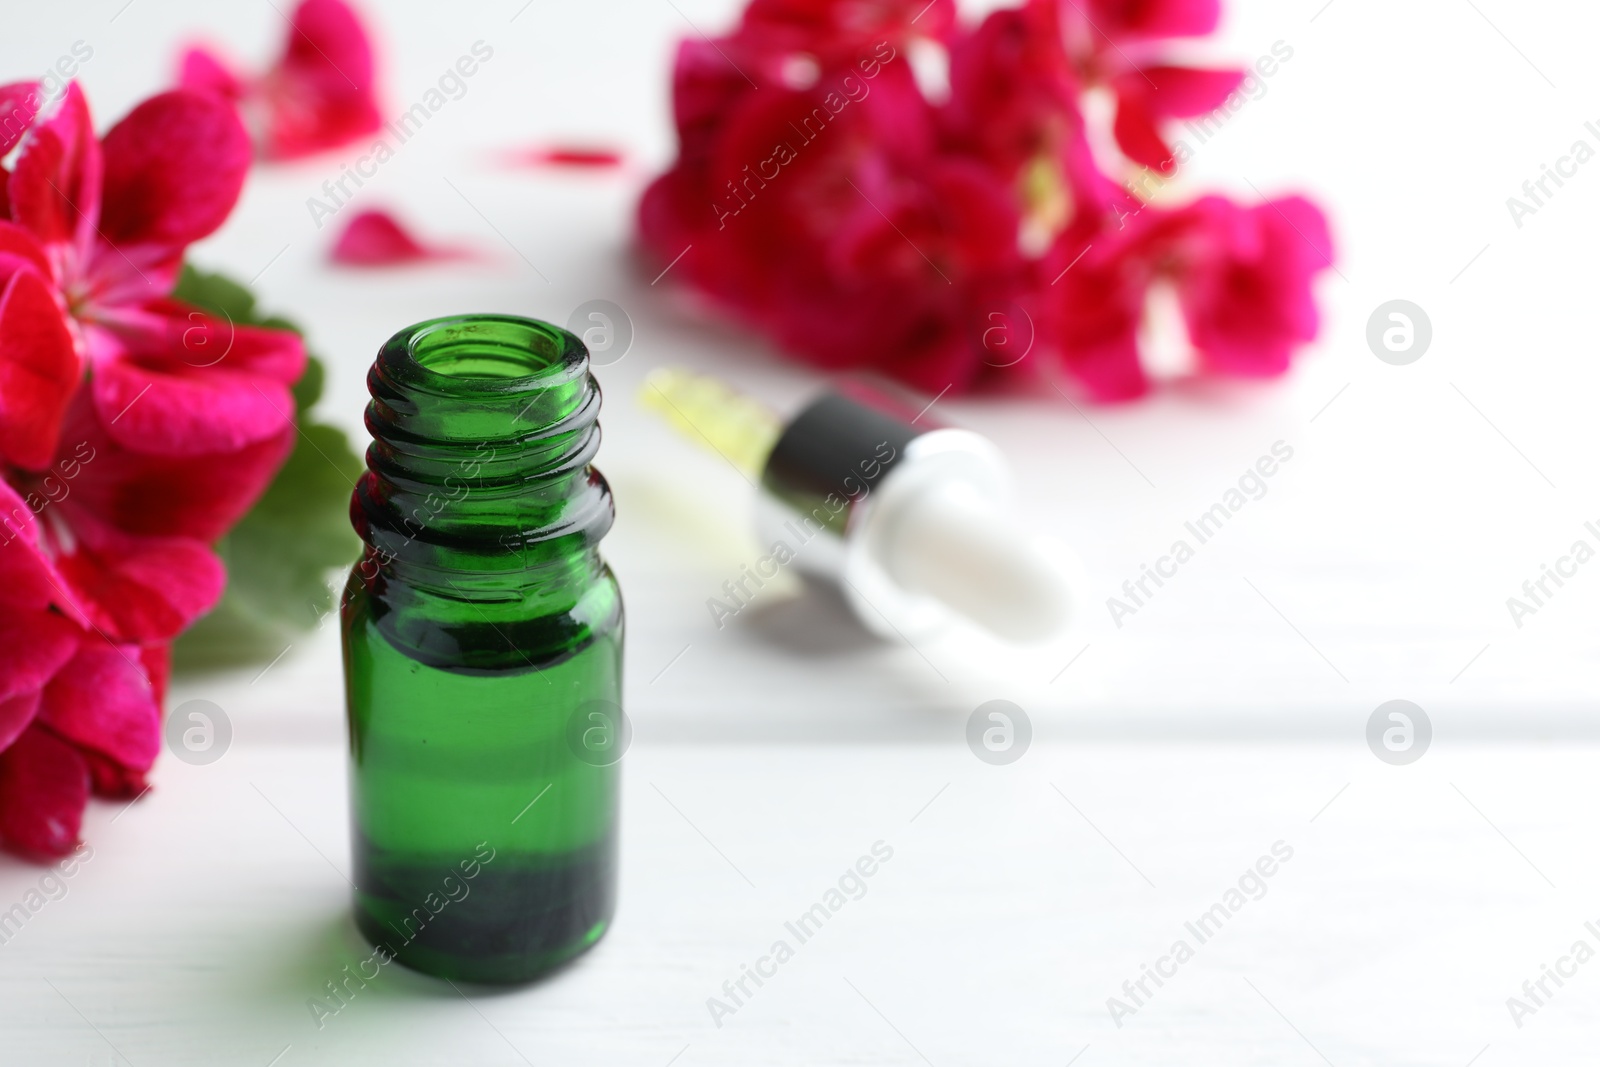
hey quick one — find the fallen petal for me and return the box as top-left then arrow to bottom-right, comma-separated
498,145 -> 625,169
330,208 -> 473,266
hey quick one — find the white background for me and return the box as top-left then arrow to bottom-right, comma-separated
2,1 -> 1598,1064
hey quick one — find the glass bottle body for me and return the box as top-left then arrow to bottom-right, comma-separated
341,315 -> 623,984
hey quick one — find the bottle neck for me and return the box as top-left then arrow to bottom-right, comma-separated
351,315 -> 613,606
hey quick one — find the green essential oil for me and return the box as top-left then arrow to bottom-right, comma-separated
341,315 -> 623,984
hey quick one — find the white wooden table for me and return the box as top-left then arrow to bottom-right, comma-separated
4,0 -> 1600,1062
4,736 -> 1598,1065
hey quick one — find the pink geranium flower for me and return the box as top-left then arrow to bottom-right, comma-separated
639,0 -> 1334,398
0,483 -> 166,859
940,1 -> 1129,253
179,0 -> 381,160
0,84 -> 304,859
1046,0 -> 1244,173
1155,195 -> 1333,379
642,49 -> 1024,392
1048,195 -> 1334,399
0,84 -> 303,486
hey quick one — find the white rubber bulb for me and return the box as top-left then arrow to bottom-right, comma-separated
877,480 -> 1075,642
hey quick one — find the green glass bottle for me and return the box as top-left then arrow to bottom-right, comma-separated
341,314 -> 624,984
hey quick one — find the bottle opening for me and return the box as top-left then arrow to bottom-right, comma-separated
409,317 -> 572,382
369,313 -> 595,457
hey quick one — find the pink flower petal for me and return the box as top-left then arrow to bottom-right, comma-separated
739,0 -> 957,60
284,0 -> 376,85
499,146 -> 625,169
57,391 -> 296,544
1267,194 -> 1336,274
47,502 -> 224,643
0,724 -> 90,861
0,691 -> 42,762
82,747 -> 152,800
1156,195 -> 1334,379
100,299 -> 309,385
330,208 -> 472,266
0,81 -> 45,156
1111,93 -> 1177,172
1084,0 -> 1221,40
138,642 -> 170,711
0,269 -> 84,470
39,637 -> 161,773
670,39 -> 761,160
177,45 -> 246,100
263,0 -> 382,160
1112,69 -> 1242,171
0,482 -> 76,612
82,640 -> 168,798
97,89 -> 252,280
90,350 -> 298,457
1133,66 -> 1246,117
8,83 -> 102,262
1047,239 -> 1152,401
0,611 -> 80,713
92,643 -> 168,793
0,219 -> 56,281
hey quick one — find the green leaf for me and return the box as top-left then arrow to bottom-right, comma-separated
172,264 -> 259,323
171,265 -> 363,671
292,353 -> 325,411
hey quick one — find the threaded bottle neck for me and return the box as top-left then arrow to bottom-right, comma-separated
352,315 -> 612,601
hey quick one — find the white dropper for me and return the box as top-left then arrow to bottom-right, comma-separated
642,368 -> 1079,644
875,478 -> 1077,641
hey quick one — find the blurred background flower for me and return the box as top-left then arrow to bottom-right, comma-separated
638,0 -> 1335,400
177,0 -> 381,161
